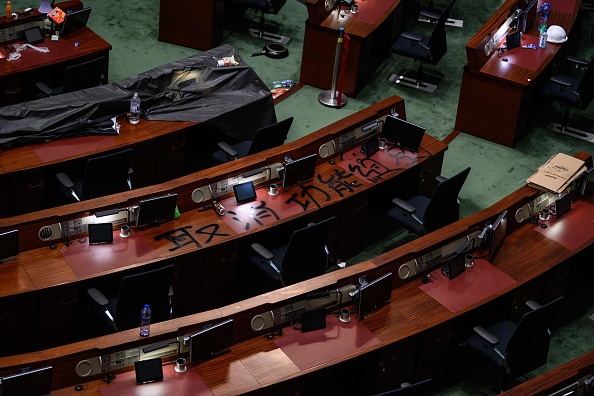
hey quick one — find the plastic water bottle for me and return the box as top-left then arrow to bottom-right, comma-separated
538,3 -> 550,31
272,80 -> 297,88
539,28 -> 548,49
129,92 -> 141,125
140,304 -> 151,337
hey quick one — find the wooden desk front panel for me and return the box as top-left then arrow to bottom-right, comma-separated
158,0 -> 225,50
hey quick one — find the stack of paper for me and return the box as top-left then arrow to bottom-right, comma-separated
527,153 -> 586,193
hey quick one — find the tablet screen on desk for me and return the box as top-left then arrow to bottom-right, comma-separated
24,27 -> 43,45
134,358 -> 163,384
88,223 -> 113,244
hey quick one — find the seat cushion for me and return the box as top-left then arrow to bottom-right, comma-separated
392,33 -> 432,62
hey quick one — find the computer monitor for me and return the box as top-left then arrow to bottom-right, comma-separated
134,358 -> 163,385
282,153 -> 318,189
380,115 -> 425,153
0,365 -> 53,396
358,272 -> 393,319
488,210 -> 508,262
135,194 -> 178,227
554,193 -> 571,218
189,319 -> 233,364
233,181 -> 257,205
0,229 -> 19,261
300,309 -> 326,333
505,31 -> 521,50
579,166 -> 594,198
60,7 -> 92,37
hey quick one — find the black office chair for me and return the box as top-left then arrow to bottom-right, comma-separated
56,148 -> 134,202
87,265 -> 175,332
212,117 -> 293,164
388,167 -> 470,236
417,0 -> 462,27
465,297 -> 564,391
539,55 -> 594,142
389,0 -> 456,93
36,56 -> 105,97
249,216 -> 336,288
230,0 -> 287,40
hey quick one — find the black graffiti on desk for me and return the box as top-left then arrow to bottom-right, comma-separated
385,146 -> 418,166
348,147 -> 417,182
318,169 -> 362,197
227,201 -> 280,231
194,223 -> 231,244
285,184 -> 332,210
154,226 -> 202,251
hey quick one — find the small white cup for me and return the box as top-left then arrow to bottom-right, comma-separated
175,358 -> 187,373
120,225 -> 130,238
464,254 -> 474,268
268,183 -> 278,196
339,308 -> 351,322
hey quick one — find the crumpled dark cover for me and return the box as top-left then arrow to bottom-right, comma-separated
0,44 -> 276,149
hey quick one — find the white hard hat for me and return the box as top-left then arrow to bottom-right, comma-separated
547,25 -> 568,43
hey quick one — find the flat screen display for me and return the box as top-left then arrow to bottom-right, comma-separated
61,7 -> 92,37
358,272 -> 393,319
0,229 -> 19,261
134,358 -> 163,384
0,365 -> 52,396
555,193 -> 571,218
380,115 -> 425,153
362,135 -> 379,158
506,31 -> 521,50
88,223 -> 113,244
300,309 -> 326,333
489,210 -> 508,262
579,166 -> 594,197
189,319 -> 233,364
446,250 -> 466,280
519,0 -> 537,33
136,194 -> 178,227
282,153 -> 318,189
233,181 -> 257,205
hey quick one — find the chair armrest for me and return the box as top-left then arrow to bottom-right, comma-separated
392,198 -> 416,214
251,243 -> 274,261
526,300 -> 542,311
550,75 -> 574,88
401,32 -> 424,43
36,82 -> 53,96
56,172 -> 74,189
420,10 -> 440,21
473,326 -> 500,347
87,288 -> 109,306
435,175 -> 448,184
217,142 -> 238,158
566,55 -> 589,68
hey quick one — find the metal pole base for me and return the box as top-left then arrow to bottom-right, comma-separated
318,90 -> 348,108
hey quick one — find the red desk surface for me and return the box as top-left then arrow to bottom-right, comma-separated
349,0 -> 397,24
274,315 -> 380,371
99,363 -> 212,396
535,200 -> 594,251
61,230 -> 161,278
32,135 -> 115,163
420,259 -> 516,313
220,186 -> 304,234
339,145 -> 418,184
2,37 -> 80,70
503,34 -> 555,71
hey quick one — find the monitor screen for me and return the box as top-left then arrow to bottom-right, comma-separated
134,358 -> 163,384
358,272 -> 393,319
380,115 -> 425,153
361,134 -> 380,158
282,153 -> 318,189
518,0 -> 537,33
189,319 -> 233,364
505,31 -> 521,50
233,181 -> 257,205
300,309 -> 326,333
0,229 -> 19,261
61,7 -> 92,37
488,210 -> 508,262
136,194 -> 178,227
88,223 -> 113,244
579,166 -> 594,197
0,366 -> 52,396
446,250 -> 466,280
555,193 -> 571,218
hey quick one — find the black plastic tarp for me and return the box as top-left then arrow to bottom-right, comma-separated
0,44 -> 276,149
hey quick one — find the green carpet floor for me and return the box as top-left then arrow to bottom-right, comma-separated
10,0 -> 592,392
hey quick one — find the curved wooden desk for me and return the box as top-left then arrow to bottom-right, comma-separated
1,150 -> 591,395
455,0 -> 582,147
